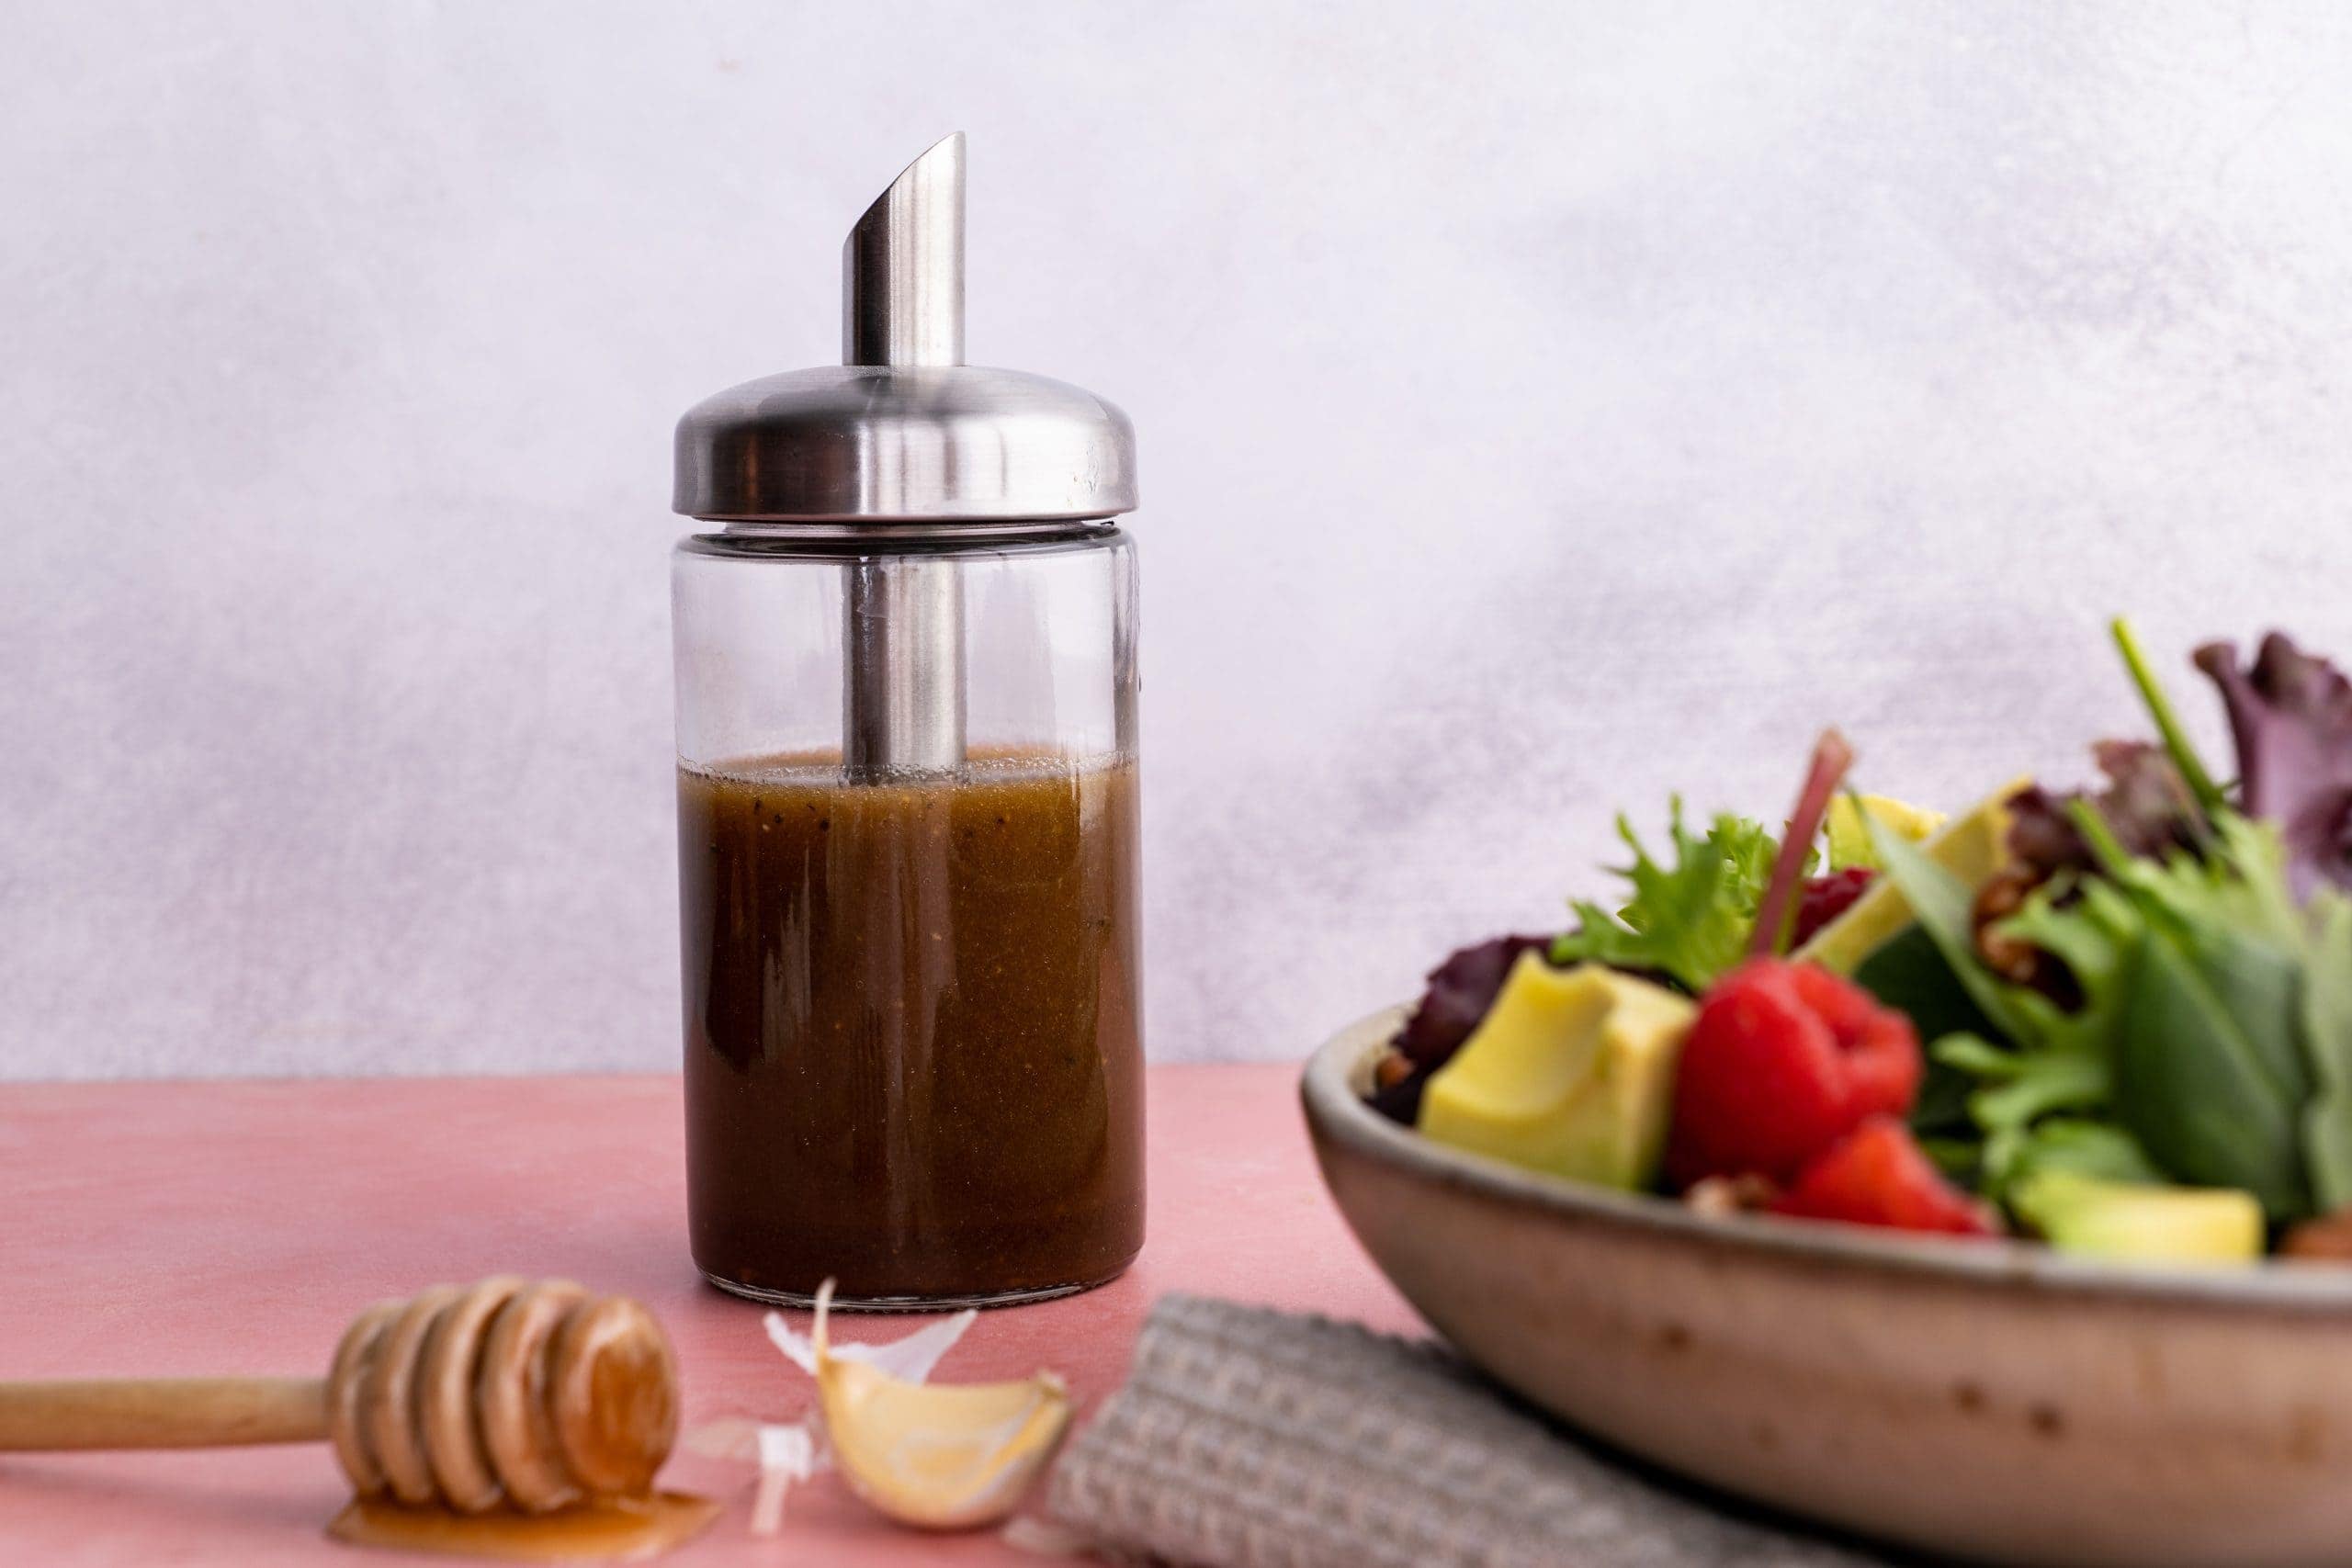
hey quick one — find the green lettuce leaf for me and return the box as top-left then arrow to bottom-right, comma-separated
2301,891 -> 2352,1209
2069,809 -> 2311,1218
1865,807 -> 2136,1202
1551,800 -> 1788,994
2005,1117 -> 2167,1187
1929,1030 -> 2113,1196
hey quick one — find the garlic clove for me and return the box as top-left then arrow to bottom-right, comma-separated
797,1280 -> 1073,1530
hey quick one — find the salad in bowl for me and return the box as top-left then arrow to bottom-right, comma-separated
1366,620 -> 2352,1266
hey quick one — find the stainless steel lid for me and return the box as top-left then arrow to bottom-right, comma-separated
673,133 -> 1138,525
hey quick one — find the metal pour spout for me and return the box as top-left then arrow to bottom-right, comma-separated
843,131 -> 965,368
841,134 -> 968,778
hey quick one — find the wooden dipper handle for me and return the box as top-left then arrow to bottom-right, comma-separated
0,1376 -> 328,1450
0,1278 -> 678,1516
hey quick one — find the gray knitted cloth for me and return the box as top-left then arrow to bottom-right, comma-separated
1046,1295 -> 1883,1568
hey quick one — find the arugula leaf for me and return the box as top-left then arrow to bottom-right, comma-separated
1551,800 -> 1788,993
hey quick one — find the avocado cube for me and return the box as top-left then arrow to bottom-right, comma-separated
2012,1172 -> 2264,1265
1417,956 -> 1695,1190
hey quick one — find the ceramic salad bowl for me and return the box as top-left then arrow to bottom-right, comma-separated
1304,1004 -> 2352,1568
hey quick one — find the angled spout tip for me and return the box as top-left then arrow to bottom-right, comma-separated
842,131 -> 967,367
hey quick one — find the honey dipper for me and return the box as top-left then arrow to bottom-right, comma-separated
0,1278 -> 680,1515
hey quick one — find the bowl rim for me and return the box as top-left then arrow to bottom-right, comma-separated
1303,1003 -> 2352,1314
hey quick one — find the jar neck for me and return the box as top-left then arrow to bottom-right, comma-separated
714,517 -> 1114,541
679,519 -> 1123,560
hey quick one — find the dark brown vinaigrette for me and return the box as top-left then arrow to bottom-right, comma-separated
678,750 -> 1144,1303
327,1494 -> 721,1562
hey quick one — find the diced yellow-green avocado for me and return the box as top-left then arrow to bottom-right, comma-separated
2010,1172 -> 2264,1265
1795,778 -> 2030,976
1417,956 -> 1695,1190
1825,794 -> 1948,872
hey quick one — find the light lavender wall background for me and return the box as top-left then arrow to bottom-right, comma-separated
6,2 -> 2351,1078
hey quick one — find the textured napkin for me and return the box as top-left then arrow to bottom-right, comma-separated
1046,1295 -> 1883,1568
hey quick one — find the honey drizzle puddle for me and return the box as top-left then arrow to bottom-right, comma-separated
328,1494 -> 721,1562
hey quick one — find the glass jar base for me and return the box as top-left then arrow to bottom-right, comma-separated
696,1265 -> 1129,1313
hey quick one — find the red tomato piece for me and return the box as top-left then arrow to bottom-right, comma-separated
1773,1116 -> 1996,1236
1667,957 -> 1921,1187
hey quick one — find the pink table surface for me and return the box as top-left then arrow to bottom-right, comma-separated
0,1065 -> 1419,1564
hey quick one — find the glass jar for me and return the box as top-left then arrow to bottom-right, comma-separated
671,132 -> 1143,1307
671,525 -> 1141,1306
